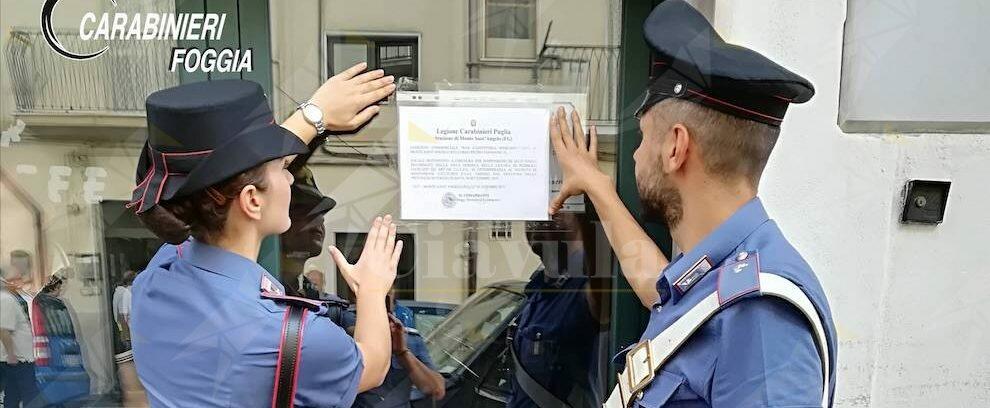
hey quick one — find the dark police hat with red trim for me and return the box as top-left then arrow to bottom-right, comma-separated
636,0 -> 815,127
289,166 -> 336,218
127,80 -> 309,214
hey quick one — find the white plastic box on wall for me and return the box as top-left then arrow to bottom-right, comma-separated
838,0 -> 990,133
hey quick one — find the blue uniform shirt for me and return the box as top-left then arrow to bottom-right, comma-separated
625,198 -> 837,407
392,304 -> 417,330
131,239 -> 364,408
341,308 -> 436,408
509,265 -> 603,408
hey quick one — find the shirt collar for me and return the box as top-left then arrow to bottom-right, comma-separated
657,197 -> 770,305
180,238 -> 285,294
526,250 -> 586,292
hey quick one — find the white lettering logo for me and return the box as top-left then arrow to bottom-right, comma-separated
42,1 -> 249,72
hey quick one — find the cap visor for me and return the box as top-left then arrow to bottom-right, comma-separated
172,124 -> 309,199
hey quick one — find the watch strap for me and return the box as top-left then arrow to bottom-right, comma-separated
297,102 -> 327,135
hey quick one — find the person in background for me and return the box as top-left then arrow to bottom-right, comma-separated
32,273 -> 92,406
343,288 -> 446,407
388,290 -> 417,331
280,164 -> 336,297
112,270 -> 149,407
8,251 -> 40,308
8,251 -> 38,294
302,269 -> 329,300
1,266 -> 44,408
112,270 -> 137,350
508,212 -> 607,408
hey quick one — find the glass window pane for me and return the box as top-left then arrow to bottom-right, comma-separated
486,0 -> 535,40
332,42 -> 369,75
1,0 -> 621,406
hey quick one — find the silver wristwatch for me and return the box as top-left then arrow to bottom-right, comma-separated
297,101 -> 326,134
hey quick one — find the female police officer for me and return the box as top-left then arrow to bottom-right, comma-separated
126,63 -> 399,407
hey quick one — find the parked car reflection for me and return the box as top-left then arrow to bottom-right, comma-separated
399,301 -> 455,337
412,281 -> 527,408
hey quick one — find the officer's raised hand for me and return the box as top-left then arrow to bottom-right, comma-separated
328,215 -> 403,391
329,214 -> 402,296
312,62 -> 397,131
549,107 -> 609,215
282,62 -> 397,144
548,107 -> 668,308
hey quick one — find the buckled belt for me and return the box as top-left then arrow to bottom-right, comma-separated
619,340 -> 654,405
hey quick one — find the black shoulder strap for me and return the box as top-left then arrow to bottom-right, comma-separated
272,305 -> 308,408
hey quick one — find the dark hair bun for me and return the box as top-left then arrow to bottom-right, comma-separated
137,205 -> 191,244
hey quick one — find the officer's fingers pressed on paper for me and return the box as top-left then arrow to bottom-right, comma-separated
555,107 -> 573,148
549,115 -> 565,153
570,110 -> 587,150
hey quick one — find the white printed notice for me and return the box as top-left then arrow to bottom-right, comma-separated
398,105 -> 551,220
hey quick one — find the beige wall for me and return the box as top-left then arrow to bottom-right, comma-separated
271,0 -> 616,122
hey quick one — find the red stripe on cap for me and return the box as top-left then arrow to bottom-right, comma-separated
127,147 -> 157,211
155,152 -> 169,206
161,149 -> 213,157
133,169 -> 153,192
686,89 -> 783,123
128,147 -> 214,211
155,149 -> 212,203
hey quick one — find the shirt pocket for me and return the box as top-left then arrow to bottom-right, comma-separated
635,370 -> 687,407
516,324 -> 561,372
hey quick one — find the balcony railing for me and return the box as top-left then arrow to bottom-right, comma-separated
5,28 -> 179,114
536,44 -> 620,124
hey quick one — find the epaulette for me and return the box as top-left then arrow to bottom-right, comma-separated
716,250 -> 761,308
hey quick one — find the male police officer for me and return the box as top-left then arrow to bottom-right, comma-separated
508,212 -> 607,408
548,1 -> 837,407
280,165 -> 336,297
